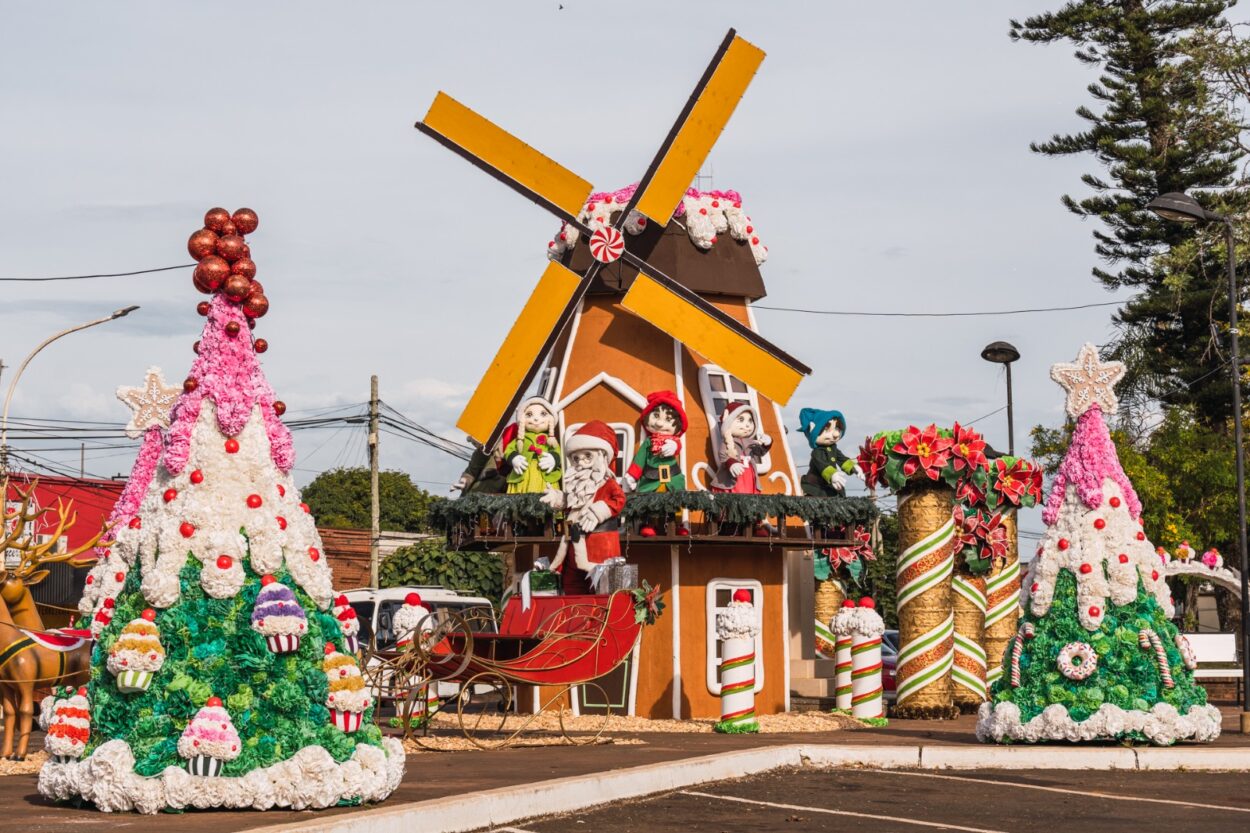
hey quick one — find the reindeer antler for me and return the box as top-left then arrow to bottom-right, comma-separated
0,479 -> 113,584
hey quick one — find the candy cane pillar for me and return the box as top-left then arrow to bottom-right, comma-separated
714,589 -> 761,734
983,509 -> 1021,688
831,599 -> 857,711
895,485 -> 958,719
813,576 -> 845,659
951,573 -> 987,710
850,598 -> 886,720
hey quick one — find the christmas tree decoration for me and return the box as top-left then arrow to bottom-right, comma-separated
392,592 -> 430,649
332,594 -> 361,653
850,598 -> 886,721
830,599 -> 857,712
42,688 -> 90,764
323,644 -> 372,733
978,344 -> 1221,745
107,609 -> 164,693
39,208 -> 404,813
714,589 -> 760,734
178,697 -> 240,777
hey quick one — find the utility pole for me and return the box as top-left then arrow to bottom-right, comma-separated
369,375 -> 380,589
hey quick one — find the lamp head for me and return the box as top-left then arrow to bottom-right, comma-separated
111,305 -> 140,319
981,341 -> 1020,365
1147,192 -> 1218,224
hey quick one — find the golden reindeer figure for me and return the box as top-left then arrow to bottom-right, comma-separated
0,480 -> 107,759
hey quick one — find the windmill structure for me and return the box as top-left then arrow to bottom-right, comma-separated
416,30 -> 835,720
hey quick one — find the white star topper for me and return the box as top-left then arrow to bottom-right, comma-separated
1050,343 -> 1126,418
116,366 -> 180,439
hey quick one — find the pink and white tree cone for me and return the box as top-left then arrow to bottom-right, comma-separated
831,600 -> 858,712
715,590 -> 761,732
850,599 -> 886,720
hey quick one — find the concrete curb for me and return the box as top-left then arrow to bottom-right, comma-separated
245,743 -> 1250,833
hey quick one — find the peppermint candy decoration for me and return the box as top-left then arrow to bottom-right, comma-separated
1139,628 -> 1174,688
1057,641 -> 1098,681
1175,633 -> 1198,671
589,226 -> 625,263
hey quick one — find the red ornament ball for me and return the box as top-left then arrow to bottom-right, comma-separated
261,574 -> 276,586
195,254 -> 230,286
1136,531 -> 1146,541
1079,563 -> 1092,574
206,696 -> 223,708
86,575 -> 93,585
193,341 -> 201,355
223,274 -> 251,301
183,377 -> 198,393
1152,570 -> 1160,581
103,598 -> 115,609
216,555 -> 233,570
232,208 -> 259,235
141,608 -> 156,622
859,596 -> 876,609
1031,582 -> 1039,592
405,592 -> 423,606
196,301 -> 211,316
731,588 -> 752,603
216,234 -> 247,262
231,258 -> 257,280
1094,518 -> 1106,530
246,494 -> 262,509
1088,606 -> 1101,617
190,469 -> 204,484
841,598 -> 856,608
220,220 -> 238,236
254,338 -> 269,354
324,642 -> 336,656
247,279 -> 264,298
335,594 -> 349,606
204,208 -> 231,232
1110,497 -> 1121,508
115,571 -> 125,582
247,318 -> 256,330
77,686 -> 89,697
273,401 -> 286,416
163,488 -> 178,503
128,517 -> 142,529
1057,538 -> 1069,551
309,547 -> 320,562
277,484 -> 285,497
179,522 -> 195,538
299,502 -> 310,513
243,293 -> 269,319
276,516 -> 287,530
1118,554 -> 1129,563
225,438 -> 240,453
188,229 -> 219,260
225,321 -> 241,337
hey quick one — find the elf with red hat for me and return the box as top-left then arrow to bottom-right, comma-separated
711,401 -> 772,493
622,391 -> 689,537
540,420 -> 626,594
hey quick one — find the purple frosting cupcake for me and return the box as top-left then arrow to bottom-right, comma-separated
252,575 -> 306,653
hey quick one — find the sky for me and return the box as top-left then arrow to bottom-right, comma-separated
1,1 -> 1219,537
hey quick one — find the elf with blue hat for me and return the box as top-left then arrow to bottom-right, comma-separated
798,408 -> 860,497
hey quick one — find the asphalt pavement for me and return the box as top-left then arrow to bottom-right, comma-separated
482,767 -> 1250,832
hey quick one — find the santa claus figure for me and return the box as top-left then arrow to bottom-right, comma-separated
711,402 -> 772,494
541,421 -> 627,594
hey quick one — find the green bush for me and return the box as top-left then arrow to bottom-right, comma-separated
379,538 -> 503,602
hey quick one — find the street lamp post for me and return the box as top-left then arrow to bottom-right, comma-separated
1147,191 -> 1250,734
981,340 -> 1021,455
0,306 -> 139,475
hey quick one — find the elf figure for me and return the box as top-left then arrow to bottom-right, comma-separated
798,408 -> 862,497
622,391 -> 688,537
541,421 -> 626,594
711,402 -> 772,494
451,435 -> 507,494
502,397 -> 562,494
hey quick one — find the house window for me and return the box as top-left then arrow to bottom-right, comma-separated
696,365 -> 770,474
705,578 -> 764,695
537,366 -> 559,401
564,422 -> 635,479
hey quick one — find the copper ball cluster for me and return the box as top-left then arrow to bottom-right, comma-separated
188,207 -> 269,319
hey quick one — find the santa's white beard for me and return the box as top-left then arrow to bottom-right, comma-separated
565,460 -> 607,510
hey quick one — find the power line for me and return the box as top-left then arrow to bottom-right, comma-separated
0,264 -> 194,282
752,299 -> 1128,318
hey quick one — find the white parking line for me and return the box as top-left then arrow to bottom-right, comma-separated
680,791 -> 1008,832
492,827 -> 541,833
865,769 -> 1250,814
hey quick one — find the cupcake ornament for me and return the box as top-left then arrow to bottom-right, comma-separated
391,592 -> 429,649
106,608 -> 165,693
178,696 -> 240,776
251,574 -> 307,653
323,643 -> 371,732
44,687 -> 91,763
332,594 -> 361,653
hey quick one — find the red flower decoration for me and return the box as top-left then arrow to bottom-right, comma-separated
994,458 -> 1033,506
893,424 -> 953,481
856,436 -> 888,488
955,476 -> 987,507
976,511 -> 1009,563
948,422 -> 987,475
952,505 -> 980,553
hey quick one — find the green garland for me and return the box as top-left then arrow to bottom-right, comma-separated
987,571 -> 1208,736
84,538 -> 383,779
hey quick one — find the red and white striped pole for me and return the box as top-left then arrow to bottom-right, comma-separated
715,589 -> 761,733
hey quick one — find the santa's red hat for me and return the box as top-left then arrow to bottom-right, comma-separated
640,390 -> 687,434
565,420 -> 618,458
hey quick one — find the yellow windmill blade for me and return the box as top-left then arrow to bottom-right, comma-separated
628,31 -> 765,226
456,261 -> 586,447
417,93 -> 594,220
620,270 -> 808,406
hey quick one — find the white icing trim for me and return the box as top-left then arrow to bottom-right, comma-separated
977,701 -> 1221,745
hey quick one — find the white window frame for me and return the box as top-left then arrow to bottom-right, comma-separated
696,365 -> 771,473
564,422 -> 636,479
705,578 -> 764,695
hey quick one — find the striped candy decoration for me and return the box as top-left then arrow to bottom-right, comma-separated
266,633 -> 301,654
1010,622 -> 1035,687
814,617 -> 836,658
895,511 -> 955,709
896,516 -> 955,609
983,556 -> 1021,686
850,635 -> 884,719
716,637 -> 759,732
115,669 -> 153,693
834,634 -> 853,711
344,634 -> 360,654
186,754 -> 223,777
330,708 -> 364,733
951,574 -> 987,702
1139,628 -> 1174,688
589,226 -> 625,263
896,613 -> 954,703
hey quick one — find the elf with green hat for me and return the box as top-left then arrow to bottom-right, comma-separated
798,407 -> 860,497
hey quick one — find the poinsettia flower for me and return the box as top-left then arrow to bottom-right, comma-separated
857,436 -> 888,488
994,458 -> 1032,505
955,476 -> 987,508
851,524 -> 875,561
951,505 -> 980,552
1024,465 -> 1043,503
948,422 -> 988,474
976,511 -> 1009,563
892,424 -> 953,481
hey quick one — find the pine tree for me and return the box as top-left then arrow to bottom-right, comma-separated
978,345 -> 1221,744
1011,1 -> 1250,423
37,208 -> 405,814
